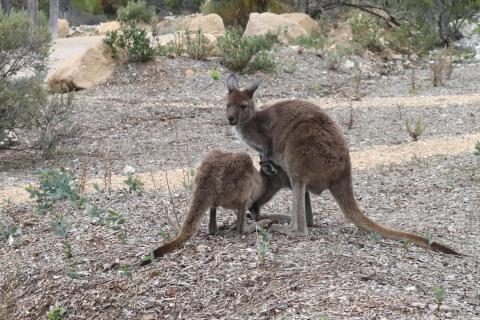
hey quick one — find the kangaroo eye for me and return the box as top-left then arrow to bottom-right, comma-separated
240,104 -> 247,109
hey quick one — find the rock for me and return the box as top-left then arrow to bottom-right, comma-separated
184,69 -> 194,78
57,19 -> 69,38
342,59 -> 355,69
243,12 -> 307,43
48,41 -> 118,92
410,301 -> 426,308
439,304 -> 454,312
185,13 -> 225,35
280,13 -> 320,33
405,286 -> 417,292
196,244 -> 208,252
97,21 -> 121,35
141,314 -> 155,320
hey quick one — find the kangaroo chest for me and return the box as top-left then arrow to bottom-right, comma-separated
235,126 -> 265,154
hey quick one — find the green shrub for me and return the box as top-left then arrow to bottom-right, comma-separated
183,29 -> 210,60
349,13 -> 385,52
217,28 -> 280,73
293,31 -> 326,49
0,9 -> 51,144
33,92 -> 80,159
104,23 -> 153,62
25,168 -> 86,213
117,0 -> 153,24
156,32 -> 184,57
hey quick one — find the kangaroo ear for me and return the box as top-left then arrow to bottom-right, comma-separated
245,79 -> 261,98
226,74 -> 239,92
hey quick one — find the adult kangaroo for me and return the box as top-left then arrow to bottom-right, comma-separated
141,150 -> 290,265
226,74 -> 460,255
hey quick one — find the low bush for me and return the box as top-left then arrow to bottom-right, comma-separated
116,0 -> 153,24
217,28 -> 280,73
183,29 -> 211,60
0,9 -> 51,143
104,23 -> 153,62
324,44 -> 350,70
293,31 -> 326,49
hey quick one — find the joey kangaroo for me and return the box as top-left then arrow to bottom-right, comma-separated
226,74 -> 461,255
141,150 -> 291,265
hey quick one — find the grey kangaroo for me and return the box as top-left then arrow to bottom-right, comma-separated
226,74 -> 460,255
141,150 -> 290,265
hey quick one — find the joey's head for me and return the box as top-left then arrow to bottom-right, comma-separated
226,74 -> 260,126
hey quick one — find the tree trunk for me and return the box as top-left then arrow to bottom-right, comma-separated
50,0 -> 59,38
28,0 -> 38,27
1,0 -> 10,13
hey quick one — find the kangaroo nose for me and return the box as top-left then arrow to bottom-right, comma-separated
228,116 -> 237,125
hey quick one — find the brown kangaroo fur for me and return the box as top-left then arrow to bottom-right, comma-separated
226,74 -> 461,255
141,150 -> 291,265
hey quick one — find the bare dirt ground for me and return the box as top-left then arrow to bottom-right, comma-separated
1,47 -> 480,319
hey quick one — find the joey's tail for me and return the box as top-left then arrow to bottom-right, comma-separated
329,170 -> 462,256
141,191 -> 212,265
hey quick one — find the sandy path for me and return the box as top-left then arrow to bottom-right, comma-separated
2,132 -> 478,204
47,35 -> 104,78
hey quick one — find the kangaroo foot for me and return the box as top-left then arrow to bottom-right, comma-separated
269,224 -> 308,237
258,214 -> 291,224
243,219 -> 274,234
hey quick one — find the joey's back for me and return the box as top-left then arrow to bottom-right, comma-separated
196,150 -> 263,209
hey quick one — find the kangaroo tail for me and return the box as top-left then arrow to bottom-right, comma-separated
141,191 -> 212,266
329,171 -> 462,256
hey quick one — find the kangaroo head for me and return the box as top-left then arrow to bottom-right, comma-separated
226,74 -> 260,125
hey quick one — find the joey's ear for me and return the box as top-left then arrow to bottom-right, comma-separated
245,79 -> 261,98
227,74 -> 239,92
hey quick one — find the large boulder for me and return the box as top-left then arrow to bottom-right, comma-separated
185,13 -> 225,35
48,42 -> 118,92
57,19 -> 70,38
243,12 -> 307,42
280,13 -> 320,33
97,21 -> 121,35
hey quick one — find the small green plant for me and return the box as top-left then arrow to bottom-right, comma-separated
87,205 -> 106,221
210,68 -> 221,80
104,24 -> 153,63
312,83 -> 322,93
217,28 -> 280,73
63,242 -> 73,258
293,31 -> 326,49
406,118 -> 426,141
51,213 -> 70,239
371,231 -> 382,242
256,224 -> 271,263
117,0 -> 154,25
324,45 -> 349,71
106,209 -> 125,230
0,224 -> 22,242
475,141 -> 480,158
25,168 -> 86,213
119,265 -> 132,278
424,231 -> 434,246
432,285 -> 446,309
67,268 -> 80,279
283,59 -> 297,74
123,173 -> 144,194
184,29 -> 210,60
47,306 -> 66,320
182,168 -> 196,193
403,239 -> 413,251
